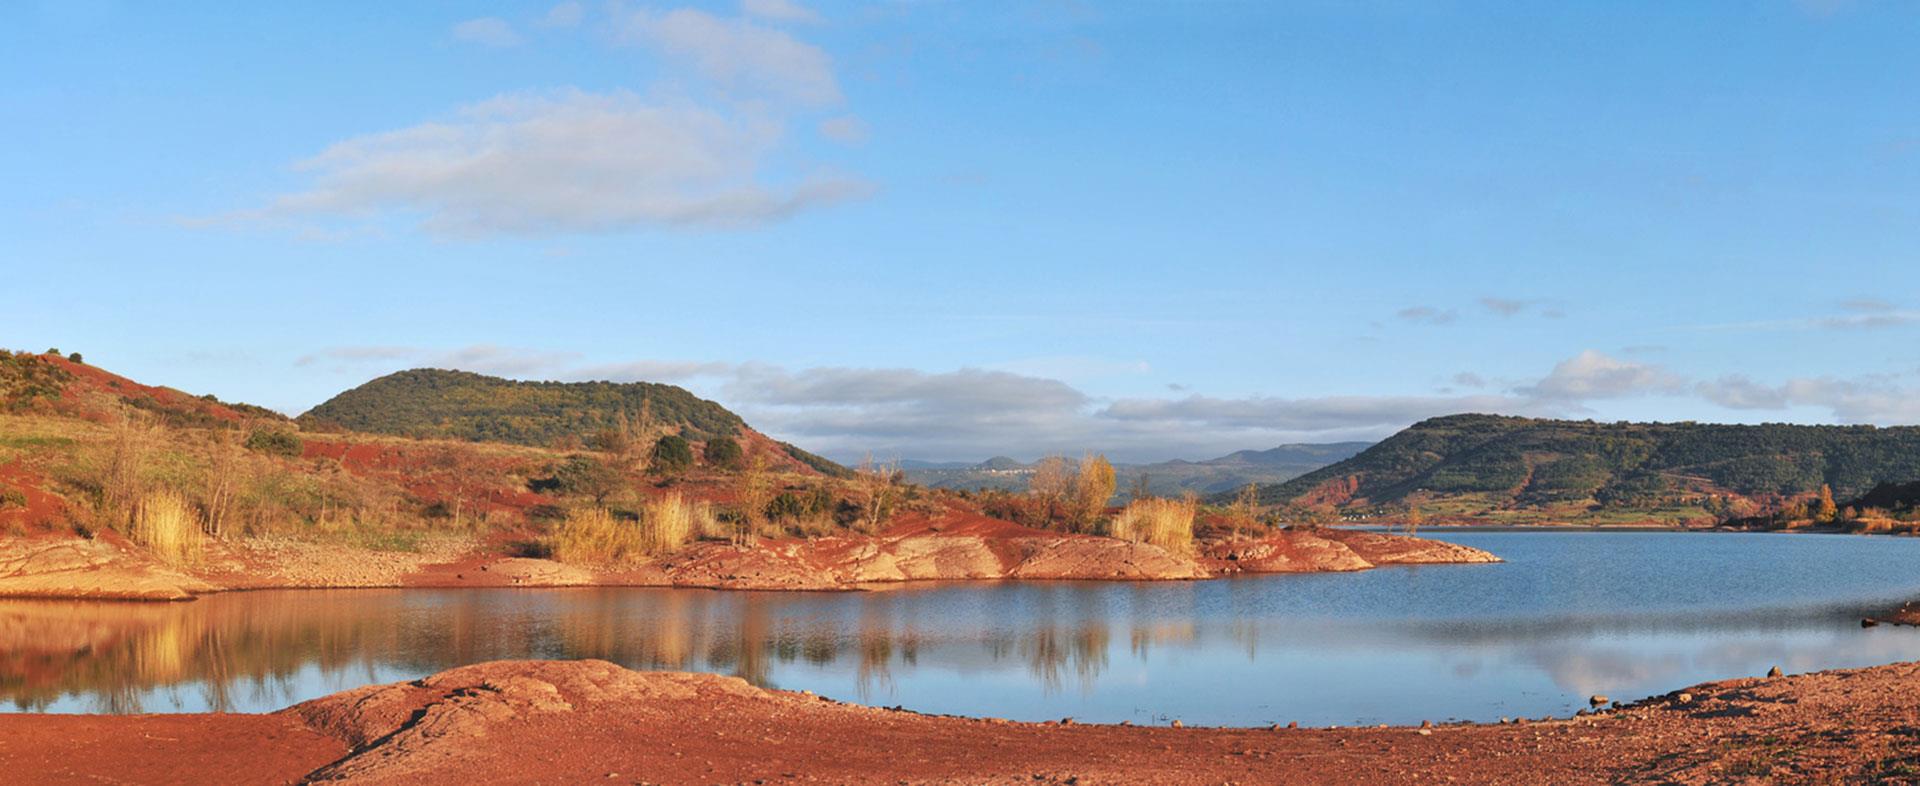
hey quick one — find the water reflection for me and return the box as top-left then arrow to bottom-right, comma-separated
7,532 -> 1920,725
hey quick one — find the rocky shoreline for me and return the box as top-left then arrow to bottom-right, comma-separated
0,520 -> 1498,601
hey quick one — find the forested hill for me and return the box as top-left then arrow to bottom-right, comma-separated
297,369 -> 745,446
1257,414 -> 1920,511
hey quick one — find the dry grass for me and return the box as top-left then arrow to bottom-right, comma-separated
640,493 -> 696,555
131,490 -> 203,566
549,507 -> 641,564
1108,495 -> 1197,555
551,495 -> 700,564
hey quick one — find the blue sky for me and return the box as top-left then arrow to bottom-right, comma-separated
5,1 -> 1920,462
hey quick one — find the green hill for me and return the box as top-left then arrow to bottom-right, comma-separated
1255,414 -> 1920,516
298,369 -> 746,447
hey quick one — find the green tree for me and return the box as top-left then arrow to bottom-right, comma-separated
704,435 -> 743,470
554,456 -> 622,504
650,434 -> 694,476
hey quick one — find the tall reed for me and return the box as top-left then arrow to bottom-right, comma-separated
132,490 -> 203,566
1107,495 -> 1196,555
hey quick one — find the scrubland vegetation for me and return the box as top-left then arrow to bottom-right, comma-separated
0,350 -> 910,570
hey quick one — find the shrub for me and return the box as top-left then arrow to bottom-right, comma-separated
66,353 -> 83,364
549,507 -> 641,564
552,456 -> 622,503
1107,496 -> 1197,555
650,435 -> 694,476
0,486 -> 26,509
766,491 -> 809,521
244,428 -> 303,458
131,490 -> 203,566
704,436 -> 743,470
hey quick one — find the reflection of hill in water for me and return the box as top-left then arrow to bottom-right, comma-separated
12,531 -> 1920,719
0,589 -> 1187,712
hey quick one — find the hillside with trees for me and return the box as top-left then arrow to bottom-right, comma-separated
298,369 -> 746,446
1251,414 -> 1920,523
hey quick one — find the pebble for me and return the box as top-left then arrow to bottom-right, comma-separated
1676,693 -> 1693,704
1589,695 -> 1609,706
1170,720 -> 1183,728
1768,666 -> 1784,678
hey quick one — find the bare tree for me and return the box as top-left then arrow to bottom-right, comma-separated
734,448 -> 774,545
1233,482 -> 1261,537
1029,456 -> 1072,526
856,455 -> 903,533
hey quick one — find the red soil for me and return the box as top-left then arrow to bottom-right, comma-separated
3,658 -> 1915,785
42,354 -> 252,424
0,462 -> 68,535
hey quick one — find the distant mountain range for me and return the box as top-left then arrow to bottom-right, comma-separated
900,442 -> 1374,499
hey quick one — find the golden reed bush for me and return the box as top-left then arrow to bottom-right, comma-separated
551,494 -> 699,564
640,493 -> 696,555
1107,496 -> 1197,555
550,507 -> 639,564
132,490 -> 203,566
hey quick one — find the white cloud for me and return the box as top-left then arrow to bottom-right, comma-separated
617,7 -> 840,107
741,0 -> 820,24
452,17 -> 522,47
234,89 -> 869,236
1520,350 -> 1687,400
1698,375 -> 1920,423
539,1 -> 585,28
215,5 -> 864,238
818,115 -> 869,145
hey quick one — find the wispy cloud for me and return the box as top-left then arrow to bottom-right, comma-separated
539,2 -> 584,28
740,0 -> 820,24
615,6 -> 840,106
207,5 -> 866,238
451,17 -> 522,48
1395,306 -> 1457,325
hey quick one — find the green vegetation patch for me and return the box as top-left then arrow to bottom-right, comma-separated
298,368 -> 746,447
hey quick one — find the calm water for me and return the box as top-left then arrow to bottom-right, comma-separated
8,531 -> 1920,726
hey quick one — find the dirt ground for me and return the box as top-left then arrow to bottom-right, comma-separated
3,658 -> 1917,785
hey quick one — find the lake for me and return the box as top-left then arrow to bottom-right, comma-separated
8,531 -> 1920,726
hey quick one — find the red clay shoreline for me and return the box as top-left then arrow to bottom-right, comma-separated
4,657 -> 1917,785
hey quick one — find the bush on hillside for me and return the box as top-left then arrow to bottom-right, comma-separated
650,435 -> 694,476
552,456 -> 622,504
704,435 -> 742,470
244,428 -> 303,457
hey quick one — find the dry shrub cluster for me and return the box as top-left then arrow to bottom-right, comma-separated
550,493 -> 703,564
1107,495 -> 1197,555
131,489 -> 202,566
